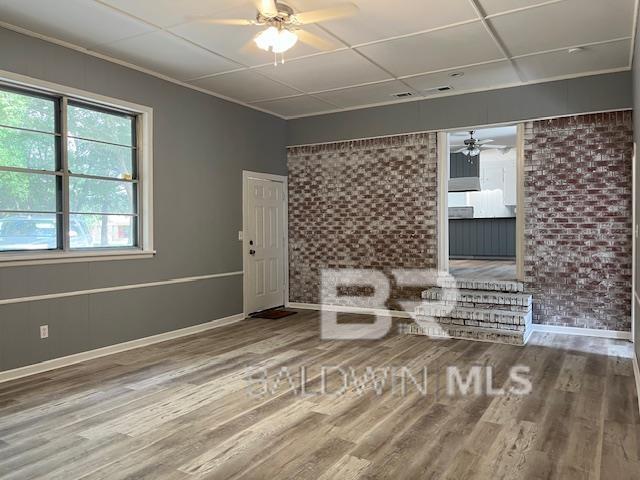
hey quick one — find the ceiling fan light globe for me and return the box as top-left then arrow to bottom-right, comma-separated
470,147 -> 481,156
255,26 -> 279,51
255,26 -> 298,53
273,29 -> 298,53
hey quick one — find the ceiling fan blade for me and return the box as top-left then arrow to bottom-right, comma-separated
477,139 -> 494,144
255,0 -> 278,17
241,35 -> 261,53
482,144 -> 507,149
199,18 -> 255,26
294,3 -> 359,24
296,29 -> 337,51
454,147 -> 469,153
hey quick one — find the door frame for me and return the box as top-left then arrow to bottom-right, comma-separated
437,132 -> 449,273
242,170 -> 289,318
437,124 -> 525,281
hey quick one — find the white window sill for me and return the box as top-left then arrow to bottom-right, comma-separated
0,250 -> 156,267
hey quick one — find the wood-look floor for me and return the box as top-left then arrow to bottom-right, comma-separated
450,259 -> 517,280
0,310 -> 638,480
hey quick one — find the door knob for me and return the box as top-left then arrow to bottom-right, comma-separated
249,249 -> 256,255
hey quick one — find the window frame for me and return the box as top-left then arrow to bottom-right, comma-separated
0,70 -> 154,266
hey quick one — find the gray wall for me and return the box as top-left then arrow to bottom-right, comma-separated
287,72 -> 632,146
0,27 -> 287,372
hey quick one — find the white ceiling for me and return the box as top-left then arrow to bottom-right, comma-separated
0,0 -> 636,119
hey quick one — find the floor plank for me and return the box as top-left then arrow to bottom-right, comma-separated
0,312 -> 637,480
450,259 -> 517,280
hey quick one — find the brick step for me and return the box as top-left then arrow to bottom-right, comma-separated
415,304 -> 531,327
437,277 -> 524,293
422,288 -> 532,309
402,321 -> 529,346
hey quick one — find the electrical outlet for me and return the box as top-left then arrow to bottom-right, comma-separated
40,325 -> 49,339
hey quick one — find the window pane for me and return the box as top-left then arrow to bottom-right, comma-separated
0,89 -> 56,133
68,138 -> 134,178
69,177 -> 134,214
0,171 -> 57,212
68,104 -> 133,146
0,126 -> 57,171
70,214 -> 134,248
0,213 -> 58,251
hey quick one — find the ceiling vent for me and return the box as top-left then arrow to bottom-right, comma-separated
423,85 -> 453,95
392,92 -> 413,98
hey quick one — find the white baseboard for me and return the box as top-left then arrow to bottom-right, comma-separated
531,323 -> 632,340
288,302 -> 413,319
0,313 -> 245,384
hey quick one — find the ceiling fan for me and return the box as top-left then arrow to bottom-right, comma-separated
198,0 -> 359,64
453,131 -> 506,157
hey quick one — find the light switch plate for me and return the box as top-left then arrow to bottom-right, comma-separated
238,230 -> 243,241
40,325 -> 49,339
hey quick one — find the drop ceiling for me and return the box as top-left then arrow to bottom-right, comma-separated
0,0 -> 635,119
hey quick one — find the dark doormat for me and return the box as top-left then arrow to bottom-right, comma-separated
250,308 -> 298,320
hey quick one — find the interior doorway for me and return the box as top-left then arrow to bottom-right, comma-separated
445,125 -> 521,281
242,171 -> 288,316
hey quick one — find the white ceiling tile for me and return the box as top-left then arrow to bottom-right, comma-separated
403,60 -> 520,93
0,0 -> 154,47
490,0 -> 635,56
252,95 -> 337,117
92,31 -> 241,81
357,21 -> 505,77
478,0 -> 553,16
255,49 -> 392,92
514,39 -> 630,81
99,0 -> 248,28
190,70 -> 301,102
0,0 -> 634,117
313,80 -> 418,108
288,0 -> 479,45
170,11 -> 340,68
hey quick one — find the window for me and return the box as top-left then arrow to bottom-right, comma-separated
0,79 -> 153,262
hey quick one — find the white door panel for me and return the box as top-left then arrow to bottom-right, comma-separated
245,174 -> 286,314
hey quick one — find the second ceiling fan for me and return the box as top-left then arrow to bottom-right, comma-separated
199,0 -> 359,64
453,131 -> 507,157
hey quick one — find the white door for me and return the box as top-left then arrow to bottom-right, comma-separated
244,173 -> 287,314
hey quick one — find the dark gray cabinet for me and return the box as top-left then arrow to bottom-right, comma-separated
450,152 -> 480,179
449,217 -> 516,258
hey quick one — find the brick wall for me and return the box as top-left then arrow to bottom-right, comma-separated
287,133 -> 438,309
524,111 -> 633,330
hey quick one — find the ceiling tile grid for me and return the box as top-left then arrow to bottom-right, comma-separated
0,0 -> 635,118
